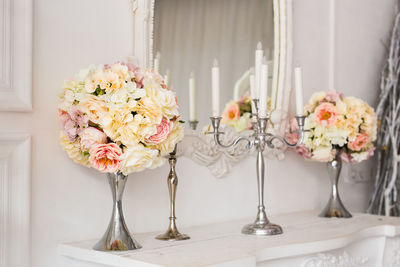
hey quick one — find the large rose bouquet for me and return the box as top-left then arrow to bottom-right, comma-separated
288,90 -> 377,163
58,62 -> 184,175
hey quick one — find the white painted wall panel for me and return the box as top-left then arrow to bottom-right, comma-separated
0,134 -> 31,267
0,0 -> 32,111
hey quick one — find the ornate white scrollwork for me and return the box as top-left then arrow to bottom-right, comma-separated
303,252 -> 368,267
180,125 -> 286,178
383,237 -> 400,267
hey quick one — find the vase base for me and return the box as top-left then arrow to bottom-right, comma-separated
319,200 -> 352,218
156,228 -> 190,241
93,234 -> 142,251
242,222 -> 283,236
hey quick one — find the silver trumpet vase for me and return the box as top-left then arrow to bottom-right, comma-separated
319,153 -> 352,218
156,146 -> 190,241
93,172 -> 142,251
209,99 -> 307,235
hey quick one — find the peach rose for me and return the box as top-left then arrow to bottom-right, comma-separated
314,103 -> 337,127
81,95 -> 108,123
222,102 -> 240,122
89,143 -> 122,173
80,127 -> 108,151
348,133 -> 370,151
145,118 -> 172,145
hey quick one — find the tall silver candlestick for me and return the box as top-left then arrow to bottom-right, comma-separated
156,145 -> 190,241
209,99 -> 306,235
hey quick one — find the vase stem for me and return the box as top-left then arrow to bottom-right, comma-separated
319,154 -> 352,218
93,172 -> 142,251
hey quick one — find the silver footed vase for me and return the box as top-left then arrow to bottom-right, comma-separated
93,172 -> 142,251
319,153 -> 352,218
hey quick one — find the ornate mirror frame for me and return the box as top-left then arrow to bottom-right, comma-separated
131,0 -> 294,177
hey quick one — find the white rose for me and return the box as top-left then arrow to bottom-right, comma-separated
121,143 -> 161,174
350,152 -> 368,163
156,89 -> 180,119
312,147 -> 335,162
233,113 -> 251,132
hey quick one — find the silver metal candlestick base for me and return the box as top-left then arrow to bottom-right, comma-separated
156,217 -> 190,241
242,206 -> 282,235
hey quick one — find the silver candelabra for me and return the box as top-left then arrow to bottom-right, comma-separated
209,99 -> 307,235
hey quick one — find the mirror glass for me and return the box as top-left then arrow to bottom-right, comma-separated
154,0 -> 275,127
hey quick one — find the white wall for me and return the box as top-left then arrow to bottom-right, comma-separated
1,0 -> 395,266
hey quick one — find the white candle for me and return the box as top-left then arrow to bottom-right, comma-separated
259,57 -> 269,118
211,59 -> 220,117
154,52 -> 161,74
164,69 -> 170,88
250,73 -> 256,115
189,72 -> 197,121
255,42 -> 263,99
294,67 -> 304,116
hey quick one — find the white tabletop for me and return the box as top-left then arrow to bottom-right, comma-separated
58,210 -> 400,267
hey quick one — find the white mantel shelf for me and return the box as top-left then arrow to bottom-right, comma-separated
58,210 -> 400,267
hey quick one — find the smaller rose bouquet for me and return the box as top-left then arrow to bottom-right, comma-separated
221,92 -> 253,132
288,90 -> 377,163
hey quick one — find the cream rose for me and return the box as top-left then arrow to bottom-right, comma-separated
120,143 -> 161,174
59,132 -> 90,167
81,95 -> 108,123
312,147 -> 335,162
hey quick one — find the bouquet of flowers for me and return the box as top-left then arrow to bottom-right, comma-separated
221,92 -> 253,132
288,90 -> 377,163
58,62 -> 184,175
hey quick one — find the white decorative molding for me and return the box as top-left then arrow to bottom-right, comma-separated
0,0 -> 32,111
0,133 -> 31,267
383,237 -> 400,267
180,127 -> 285,178
131,0 -> 155,69
303,252 -> 368,267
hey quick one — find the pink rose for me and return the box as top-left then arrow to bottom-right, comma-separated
314,103 -> 337,127
80,127 -> 108,151
58,107 -> 89,141
348,133 -> 370,151
325,90 -> 343,103
296,144 -> 313,159
146,118 -> 173,145
222,102 -> 240,122
238,92 -> 250,104
290,117 -> 299,132
89,143 -> 122,173
133,67 -> 146,87
340,151 -> 353,163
